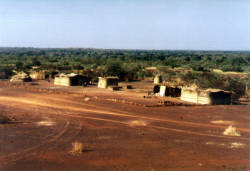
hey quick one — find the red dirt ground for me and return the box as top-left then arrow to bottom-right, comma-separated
0,80 -> 250,171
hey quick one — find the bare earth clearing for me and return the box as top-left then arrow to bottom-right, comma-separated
0,80 -> 250,171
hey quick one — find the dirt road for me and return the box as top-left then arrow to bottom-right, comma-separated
0,85 -> 250,170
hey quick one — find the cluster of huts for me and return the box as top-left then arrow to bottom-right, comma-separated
10,70 -> 119,88
10,71 -> 49,82
54,74 -> 119,88
153,75 -> 232,105
8,70 -> 232,105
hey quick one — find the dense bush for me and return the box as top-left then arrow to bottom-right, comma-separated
180,71 -> 247,99
180,71 -> 223,88
0,48 -> 249,93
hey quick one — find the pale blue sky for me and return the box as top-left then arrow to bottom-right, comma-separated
0,0 -> 250,50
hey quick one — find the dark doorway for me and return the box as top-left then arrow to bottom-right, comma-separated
153,85 -> 160,93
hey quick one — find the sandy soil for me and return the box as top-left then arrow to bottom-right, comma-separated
0,80 -> 250,171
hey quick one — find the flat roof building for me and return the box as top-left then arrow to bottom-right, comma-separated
54,73 -> 90,86
98,77 -> 119,88
181,87 -> 231,105
30,71 -> 47,80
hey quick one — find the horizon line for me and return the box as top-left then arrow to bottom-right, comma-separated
0,46 -> 250,52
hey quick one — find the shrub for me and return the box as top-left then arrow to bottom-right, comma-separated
223,77 -> 246,100
70,142 -> 83,155
223,125 -> 241,136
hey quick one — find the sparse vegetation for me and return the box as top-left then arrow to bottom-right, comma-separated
0,48 -> 249,99
223,125 -> 241,136
70,142 -> 83,155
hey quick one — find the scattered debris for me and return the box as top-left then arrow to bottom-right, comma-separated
126,85 -> 133,89
84,97 -> 91,102
205,141 -> 215,145
210,120 -> 235,125
108,86 -> 122,91
229,142 -> 245,149
143,95 -> 152,98
128,120 -> 147,126
158,100 -> 190,106
105,98 -> 145,106
148,91 -> 154,96
206,141 -> 245,149
205,141 -> 226,147
223,125 -> 241,136
29,82 -> 39,86
37,120 -> 55,126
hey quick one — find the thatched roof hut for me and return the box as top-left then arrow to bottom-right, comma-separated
10,72 -> 32,82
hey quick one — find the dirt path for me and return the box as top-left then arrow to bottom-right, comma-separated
1,95 -> 250,137
0,86 -> 250,170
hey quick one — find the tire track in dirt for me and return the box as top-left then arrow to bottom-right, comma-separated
52,114 -> 250,142
0,119 -> 70,166
1,95 -> 250,151
1,96 -> 250,134
5,100 -> 248,142
10,93 -> 138,119
35,119 -> 83,163
1,94 -> 250,167
0,104 -> 85,166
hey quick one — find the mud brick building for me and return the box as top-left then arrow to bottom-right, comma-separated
98,77 -> 119,88
159,85 -> 181,97
154,75 -> 162,84
30,71 -> 48,80
54,73 -> 90,86
181,87 -> 231,105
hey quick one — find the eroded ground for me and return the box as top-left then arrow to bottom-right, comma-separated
0,80 -> 250,171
